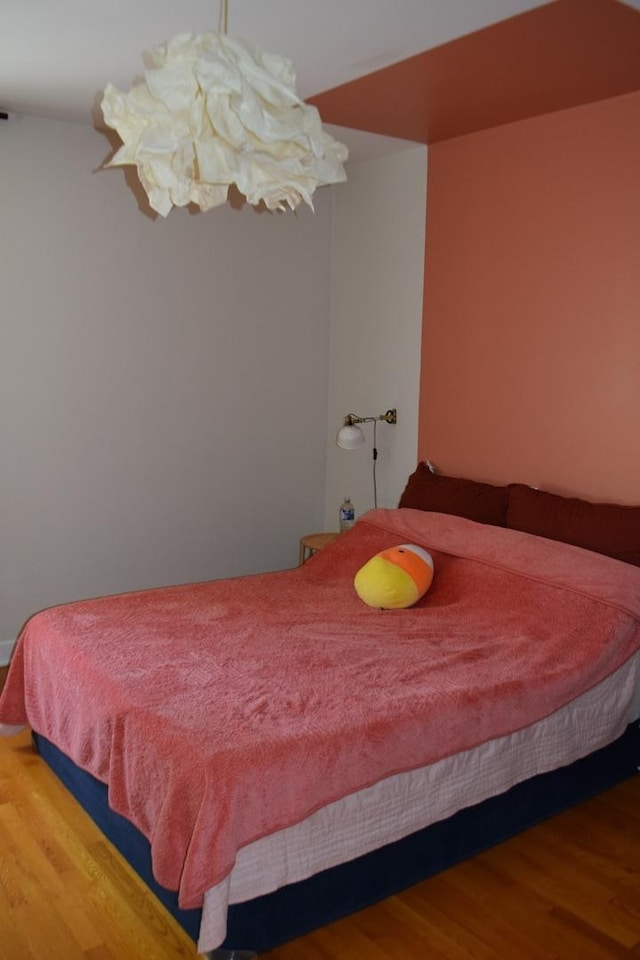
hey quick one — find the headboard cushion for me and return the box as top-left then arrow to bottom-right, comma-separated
399,462 -> 508,526
399,463 -> 640,566
506,484 -> 640,567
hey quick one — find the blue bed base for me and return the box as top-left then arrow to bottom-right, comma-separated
33,724 -> 639,954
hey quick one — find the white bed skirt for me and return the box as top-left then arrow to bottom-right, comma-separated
198,653 -> 640,952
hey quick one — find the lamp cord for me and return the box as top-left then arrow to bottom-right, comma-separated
372,420 -> 378,509
219,0 -> 228,34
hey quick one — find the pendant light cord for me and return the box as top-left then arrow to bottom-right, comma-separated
219,0 -> 228,34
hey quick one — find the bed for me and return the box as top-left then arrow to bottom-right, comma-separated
1,466 -> 640,957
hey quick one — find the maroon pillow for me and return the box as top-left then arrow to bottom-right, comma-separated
506,484 -> 640,566
399,463 -> 508,526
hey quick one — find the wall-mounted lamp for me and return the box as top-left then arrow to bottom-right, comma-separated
336,408 -> 397,507
336,409 -> 397,449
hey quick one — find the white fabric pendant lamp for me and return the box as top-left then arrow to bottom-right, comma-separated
100,0 -> 348,217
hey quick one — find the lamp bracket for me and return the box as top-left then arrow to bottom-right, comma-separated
344,408 -> 397,427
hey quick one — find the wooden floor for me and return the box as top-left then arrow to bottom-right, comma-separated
1,664 -> 639,959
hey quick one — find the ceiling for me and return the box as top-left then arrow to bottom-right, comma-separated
313,0 -> 640,146
1,0 -> 639,160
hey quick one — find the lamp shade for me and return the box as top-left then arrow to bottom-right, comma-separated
337,424 -> 366,449
101,31 -> 348,217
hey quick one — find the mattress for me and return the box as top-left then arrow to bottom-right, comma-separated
197,650 -> 640,952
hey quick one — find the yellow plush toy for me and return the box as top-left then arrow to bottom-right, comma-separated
354,543 -> 434,609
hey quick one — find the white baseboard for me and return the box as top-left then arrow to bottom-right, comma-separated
0,639 -> 15,666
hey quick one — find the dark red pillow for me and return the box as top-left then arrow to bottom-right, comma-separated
506,484 -> 640,566
399,463 -> 508,526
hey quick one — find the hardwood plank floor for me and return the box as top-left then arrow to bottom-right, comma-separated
1,663 -> 639,959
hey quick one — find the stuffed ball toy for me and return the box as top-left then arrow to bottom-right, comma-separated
354,544 -> 434,609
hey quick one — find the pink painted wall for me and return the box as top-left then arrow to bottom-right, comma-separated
418,91 -> 640,504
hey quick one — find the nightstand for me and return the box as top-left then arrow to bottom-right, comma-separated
299,532 -> 340,565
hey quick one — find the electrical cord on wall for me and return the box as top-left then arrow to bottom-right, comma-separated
372,420 -> 378,509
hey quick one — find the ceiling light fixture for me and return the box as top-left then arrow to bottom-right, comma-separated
100,0 -> 348,217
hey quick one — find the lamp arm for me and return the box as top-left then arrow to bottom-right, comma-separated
343,409 -> 397,427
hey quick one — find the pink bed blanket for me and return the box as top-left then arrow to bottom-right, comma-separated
2,509 -> 640,910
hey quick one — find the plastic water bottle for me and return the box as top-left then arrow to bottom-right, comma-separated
339,497 -> 355,532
